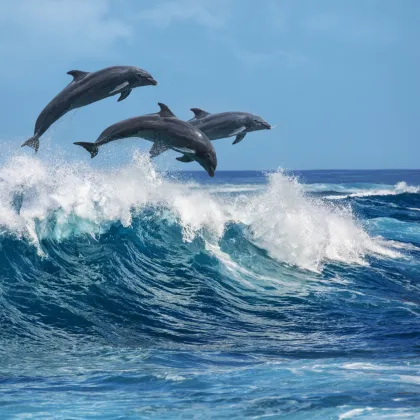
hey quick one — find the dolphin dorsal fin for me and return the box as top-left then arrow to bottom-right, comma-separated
190,108 -> 210,119
67,70 -> 89,82
158,103 -> 176,118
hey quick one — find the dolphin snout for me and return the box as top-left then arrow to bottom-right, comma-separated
208,167 -> 215,177
148,77 -> 158,86
263,122 -> 272,130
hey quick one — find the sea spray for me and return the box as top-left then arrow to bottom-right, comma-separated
0,153 -> 401,270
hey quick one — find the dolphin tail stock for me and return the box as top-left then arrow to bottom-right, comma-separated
74,142 -> 99,159
150,142 -> 170,159
21,135 -> 40,153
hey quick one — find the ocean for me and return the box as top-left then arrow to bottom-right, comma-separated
0,154 -> 419,419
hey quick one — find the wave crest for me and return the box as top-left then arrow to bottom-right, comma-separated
0,154 -> 401,271
320,181 -> 420,200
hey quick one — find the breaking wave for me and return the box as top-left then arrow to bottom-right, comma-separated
0,153 -> 402,272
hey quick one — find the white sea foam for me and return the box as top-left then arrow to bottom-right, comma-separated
0,153 -> 404,271
232,171 -> 401,271
323,181 -> 420,200
339,408 -> 374,420
196,184 -> 266,194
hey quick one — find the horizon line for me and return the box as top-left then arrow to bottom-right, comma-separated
167,168 -> 420,172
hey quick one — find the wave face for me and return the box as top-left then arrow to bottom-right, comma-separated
1,157 -> 420,419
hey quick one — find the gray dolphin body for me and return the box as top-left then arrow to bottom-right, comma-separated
74,103 -> 217,177
22,66 -> 157,152
188,108 -> 271,145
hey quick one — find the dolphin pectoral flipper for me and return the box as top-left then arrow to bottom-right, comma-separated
176,155 -> 194,163
229,126 -> 247,137
21,136 -> 40,153
232,133 -> 247,145
67,70 -> 89,82
109,82 -> 130,95
118,89 -> 132,102
150,142 -> 169,158
74,142 -> 99,159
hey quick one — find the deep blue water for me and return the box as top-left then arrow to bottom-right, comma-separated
1,156 -> 419,419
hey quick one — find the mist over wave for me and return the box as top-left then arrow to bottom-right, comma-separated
0,153 -> 402,272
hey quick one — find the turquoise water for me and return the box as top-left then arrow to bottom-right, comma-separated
1,155 -> 419,419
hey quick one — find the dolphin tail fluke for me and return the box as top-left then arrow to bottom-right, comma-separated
74,142 -> 99,159
21,136 -> 40,153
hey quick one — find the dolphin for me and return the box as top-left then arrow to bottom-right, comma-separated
188,108 -> 271,145
22,66 -> 158,152
74,103 -> 217,177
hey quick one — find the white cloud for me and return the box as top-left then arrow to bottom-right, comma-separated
233,46 -> 306,72
135,0 -> 304,72
137,0 -> 227,28
303,12 -> 398,45
0,0 -> 131,58
210,34 -> 306,74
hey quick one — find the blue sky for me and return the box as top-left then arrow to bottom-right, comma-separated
0,0 -> 418,170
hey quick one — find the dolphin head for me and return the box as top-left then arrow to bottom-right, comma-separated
194,150 -> 217,177
133,67 -> 158,86
246,114 -> 271,132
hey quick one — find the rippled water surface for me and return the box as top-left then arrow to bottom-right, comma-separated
1,156 -> 419,418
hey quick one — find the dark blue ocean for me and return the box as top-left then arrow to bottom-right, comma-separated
1,155 -> 419,419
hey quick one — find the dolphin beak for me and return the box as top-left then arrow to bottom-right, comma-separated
264,122 -> 272,130
208,167 -> 215,177
148,77 -> 158,86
